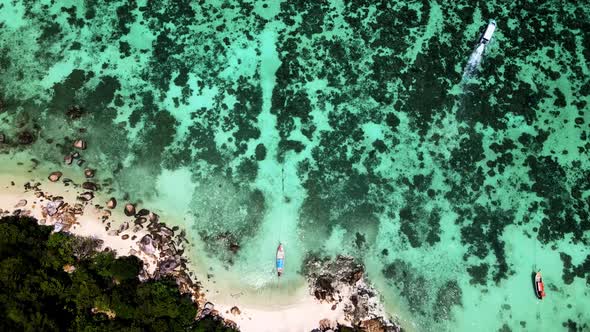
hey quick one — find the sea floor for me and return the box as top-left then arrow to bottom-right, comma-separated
1,0 -> 589,331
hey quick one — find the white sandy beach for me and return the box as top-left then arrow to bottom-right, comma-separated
216,297 -> 346,332
0,154 -> 364,332
0,160 -> 160,274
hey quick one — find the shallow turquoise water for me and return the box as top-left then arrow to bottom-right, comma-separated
1,0 -> 589,330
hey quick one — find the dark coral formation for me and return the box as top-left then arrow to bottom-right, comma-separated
0,0 -> 589,330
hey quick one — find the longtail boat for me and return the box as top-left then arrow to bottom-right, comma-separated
534,271 -> 546,299
276,243 -> 285,277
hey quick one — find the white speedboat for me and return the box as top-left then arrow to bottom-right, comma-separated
479,20 -> 496,44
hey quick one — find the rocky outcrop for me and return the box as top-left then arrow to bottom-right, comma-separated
77,191 -> 94,202
9,178 -> 231,330
73,139 -> 87,150
230,306 -> 241,315
136,208 -> 149,217
124,203 -> 136,216
360,318 -> 392,332
84,168 -> 95,178
139,234 -> 156,255
48,171 -> 63,182
318,318 -> 335,330
44,199 -> 64,217
82,182 -> 98,191
305,255 -> 401,332
106,197 -> 117,209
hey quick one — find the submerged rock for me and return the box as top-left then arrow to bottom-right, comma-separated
73,139 -> 87,150
0,133 -> 5,144
48,171 -> 62,182
66,105 -> 83,119
229,242 -> 240,254
136,208 -> 150,216
17,131 -> 35,145
64,154 -> 73,165
124,203 -> 136,216
84,168 -> 95,178
82,181 -> 98,191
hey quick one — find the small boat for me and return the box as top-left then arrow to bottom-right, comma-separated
534,271 -> 546,299
276,243 -> 285,277
479,20 -> 496,45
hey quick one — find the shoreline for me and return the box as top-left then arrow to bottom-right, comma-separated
0,152 -> 400,332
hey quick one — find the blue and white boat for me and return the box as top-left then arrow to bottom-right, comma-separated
276,243 -> 285,277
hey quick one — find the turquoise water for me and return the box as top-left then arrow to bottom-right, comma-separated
1,0 -> 589,330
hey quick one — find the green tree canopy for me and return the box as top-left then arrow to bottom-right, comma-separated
0,216 -> 235,332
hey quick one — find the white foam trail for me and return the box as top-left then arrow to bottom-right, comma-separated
462,44 -> 485,80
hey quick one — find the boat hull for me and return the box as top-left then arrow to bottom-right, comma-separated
479,20 -> 496,44
533,272 -> 545,299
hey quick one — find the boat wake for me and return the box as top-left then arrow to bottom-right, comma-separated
462,43 -> 485,81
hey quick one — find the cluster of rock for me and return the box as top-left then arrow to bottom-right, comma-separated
63,139 -> 88,166
1,105 -> 235,329
195,301 -> 240,330
39,171 -> 235,327
2,181 -> 82,231
305,255 -> 402,332
133,215 -> 239,329
0,195 -> 35,218
51,172 -> 200,297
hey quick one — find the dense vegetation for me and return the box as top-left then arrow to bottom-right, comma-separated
0,216 -> 234,332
